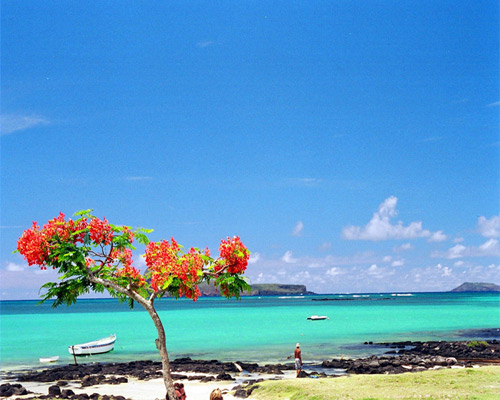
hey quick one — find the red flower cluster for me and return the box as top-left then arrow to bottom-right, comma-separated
89,217 -> 114,246
111,247 -> 133,268
17,213 -> 88,268
219,236 -> 250,274
122,226 -> 135,244
145,238 -> 205,300
17,222 -> 49,268
116,265 -> 146,287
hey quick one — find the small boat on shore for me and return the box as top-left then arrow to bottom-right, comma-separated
39,356 -> 59,363
68,334 -> 116,356
307,315 -> 329,320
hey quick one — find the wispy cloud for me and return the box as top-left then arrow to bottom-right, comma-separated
326,267 -> 345,277
366,264 -> 394,279
124,176 -> 153,181
433,238 -> 500,259
0,114 -> 49,135
477,215 -> 500,238
486,101 -> 500,107
428,230 -> 447,242
6,262 -> 25,272
248,253 -> 261,264
394,242 -> 413,252
318,242 -> 332,251
287,177 -> 322,187
420,136 -> 445,143
197,40 -> 216,48
281,250 -> 298,264
342,196 -> 444,242
291,221 -> 304,237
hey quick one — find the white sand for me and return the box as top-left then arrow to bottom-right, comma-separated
7,371 -> 296,400
17,378 -> 239,400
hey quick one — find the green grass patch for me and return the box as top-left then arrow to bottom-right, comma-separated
467,341 -> 489,348
251,366 -> 500,400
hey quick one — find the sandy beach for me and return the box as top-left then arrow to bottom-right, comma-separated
2,338 -> 499,400
15,376 -> 253,400
2,369 -> 297,400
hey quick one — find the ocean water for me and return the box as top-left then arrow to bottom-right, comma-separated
0,292 -> 498,370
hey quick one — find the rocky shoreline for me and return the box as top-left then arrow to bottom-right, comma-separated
2,338 -> 499,399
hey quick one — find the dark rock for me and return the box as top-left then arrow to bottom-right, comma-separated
48,385 -> 61,396
233,389 -> 249,398
61,389 -> 75,398
216,373 -> 234,381
297,370 -> 309,378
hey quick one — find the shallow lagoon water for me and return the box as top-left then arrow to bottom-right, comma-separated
1,292 -> 498,369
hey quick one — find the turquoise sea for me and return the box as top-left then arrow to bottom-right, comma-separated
0,292 -> 498,370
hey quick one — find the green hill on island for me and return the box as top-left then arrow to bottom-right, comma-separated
450,282 -> 500,292
198,283 -> 314,296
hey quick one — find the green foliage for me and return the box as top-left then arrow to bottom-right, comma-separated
467,341 -> 489,348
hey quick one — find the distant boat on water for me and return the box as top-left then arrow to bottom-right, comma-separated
68,334 -> 116,356
307,315 -> 329,320
39,356 -> 59,363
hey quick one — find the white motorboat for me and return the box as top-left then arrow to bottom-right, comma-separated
68,334 -> 116,356
40,356 -> 59,363
307,315 -> 329,320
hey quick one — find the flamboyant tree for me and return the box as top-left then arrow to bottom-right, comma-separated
16,210 -> 250,400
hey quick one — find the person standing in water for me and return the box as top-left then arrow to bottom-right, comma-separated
294,343 -> 302,377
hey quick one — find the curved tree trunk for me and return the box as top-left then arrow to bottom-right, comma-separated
88,277 -> 176,399
144,302 -> 177,400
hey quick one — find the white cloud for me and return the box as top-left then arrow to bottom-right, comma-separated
435,239 -> 500,259
342,196 -> 443,241
249,253 -> 261,264
287,177 -> 322,187
382,255 -> 392,263
291,221 -> 304,237
366,264 -> 394,279
392,260 -> 404,267
6,262 -> 25,272
197,40 -> 216,48
437,263 -> 452,277
395,242 -> 413,252
281,251 -> 298,264
318,242 -> 332,251
125,176 -> 153,181
428,230 -> 447,242
453,237 -> 465,243
479,238 -> 499,252
477,215 -> 500,238
421,136 -> 445,143
326,267 -> 344,277
0,114 -> 49,135
486,101 -> 500,107
440,244 -> 467,259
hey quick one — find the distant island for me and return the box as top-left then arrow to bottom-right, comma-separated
450,282 -> 500,292
198,283 -> 314,296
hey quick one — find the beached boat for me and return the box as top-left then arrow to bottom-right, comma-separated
39,356 -> 59,363
68,334 -> 116,356
307,315 -> 329,320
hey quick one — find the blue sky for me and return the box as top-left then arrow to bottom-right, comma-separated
1,1 -> 499,299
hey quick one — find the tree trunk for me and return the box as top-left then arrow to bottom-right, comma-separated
88,277 -> 177,399
145,303 -> 177,400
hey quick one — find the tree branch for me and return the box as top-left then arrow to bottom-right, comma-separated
88,275 -> 149,309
